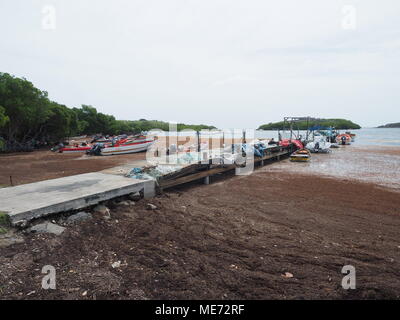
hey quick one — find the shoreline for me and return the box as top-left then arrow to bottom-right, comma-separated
2,144 -> 400,191
1,144 -> 400,299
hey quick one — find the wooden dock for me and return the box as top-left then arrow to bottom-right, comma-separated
158,146 -> 293,189
0,142 -> 293,226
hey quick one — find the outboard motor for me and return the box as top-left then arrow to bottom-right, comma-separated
254,144 -> 263,158
87,143 -> 104,156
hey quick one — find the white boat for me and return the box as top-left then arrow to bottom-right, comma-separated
100,138 -> 154,156
306,135 -> 331,153
330,143 -> 340,148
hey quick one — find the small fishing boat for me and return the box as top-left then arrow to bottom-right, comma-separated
330,143 -> 340,148
336,133 -> 352,145
56,143 -> 91,153
290,149 -> 311,162
101,139 -> 154,155
279,139 -> 304,149
89,138 -> 155,156
345,131 -> 356,142
306,135 -> 331,153
60,145 -> 91,153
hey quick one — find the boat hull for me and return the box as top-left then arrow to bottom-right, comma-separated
100,140 -> 154,156
290,149 -> 311,162
60,147 -> 91,153
336,134 -> 352,145
290,156 -> 310,162
309,150 -> 330,154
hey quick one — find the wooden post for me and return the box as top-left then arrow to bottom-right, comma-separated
231,130 -> 234,155
197,131 -> 200,163
222,131 -> 225,165
209,131 -> 212,165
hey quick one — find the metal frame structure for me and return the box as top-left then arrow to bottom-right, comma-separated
280,117 -> 322,142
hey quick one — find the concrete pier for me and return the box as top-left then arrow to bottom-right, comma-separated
0,172 -> 155,226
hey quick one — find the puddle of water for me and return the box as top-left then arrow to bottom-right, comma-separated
262,145 -> 400,191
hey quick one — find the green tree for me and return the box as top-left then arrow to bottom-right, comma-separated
0,72 -> 218,151
43,103 -> 78,141
0,72 -> 52,144
0,106 -> 9,128
72,105 -> 118,135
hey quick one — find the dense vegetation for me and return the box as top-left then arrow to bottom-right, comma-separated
0,73 -> 215,151
378,123 -> 400,128
114,119 -> 216,134
258,119 -> 361,130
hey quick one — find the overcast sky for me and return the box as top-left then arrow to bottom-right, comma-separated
1,0 -> 399,128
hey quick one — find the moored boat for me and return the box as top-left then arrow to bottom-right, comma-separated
279,139 -> 304,150
336,133 -> 352,145
87,138 -> 155,156
290,149 -> 311,162
100,139 -> 154,155
306,135 -> 331,153
60,145 -> 91,153
330,143 -> 340,148
56,142 -> 91,153
345,131 -> 356,142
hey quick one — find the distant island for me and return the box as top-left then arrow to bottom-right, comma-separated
377,122 -> 400,128
258,119 -> 361,130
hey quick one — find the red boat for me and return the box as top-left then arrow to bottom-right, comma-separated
279,139 -> 304,150
60,145 -> 91,153
336,134 -> 352,145
57,143 -> 91,153
58,137 -> 130,153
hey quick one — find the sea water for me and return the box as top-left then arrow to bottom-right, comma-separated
261,128 -> 400,190
255,128 -> 400,147
161,128 -> 400,189
164,128 -> 400,147
349,128 -> 400,146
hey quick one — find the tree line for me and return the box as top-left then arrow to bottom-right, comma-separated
0,73 -> 215,152
258,119 -> 361,131
377,122 -> 400,128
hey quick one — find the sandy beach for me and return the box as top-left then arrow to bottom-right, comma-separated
1,144 -> 400,299
0,136 -> 233,186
